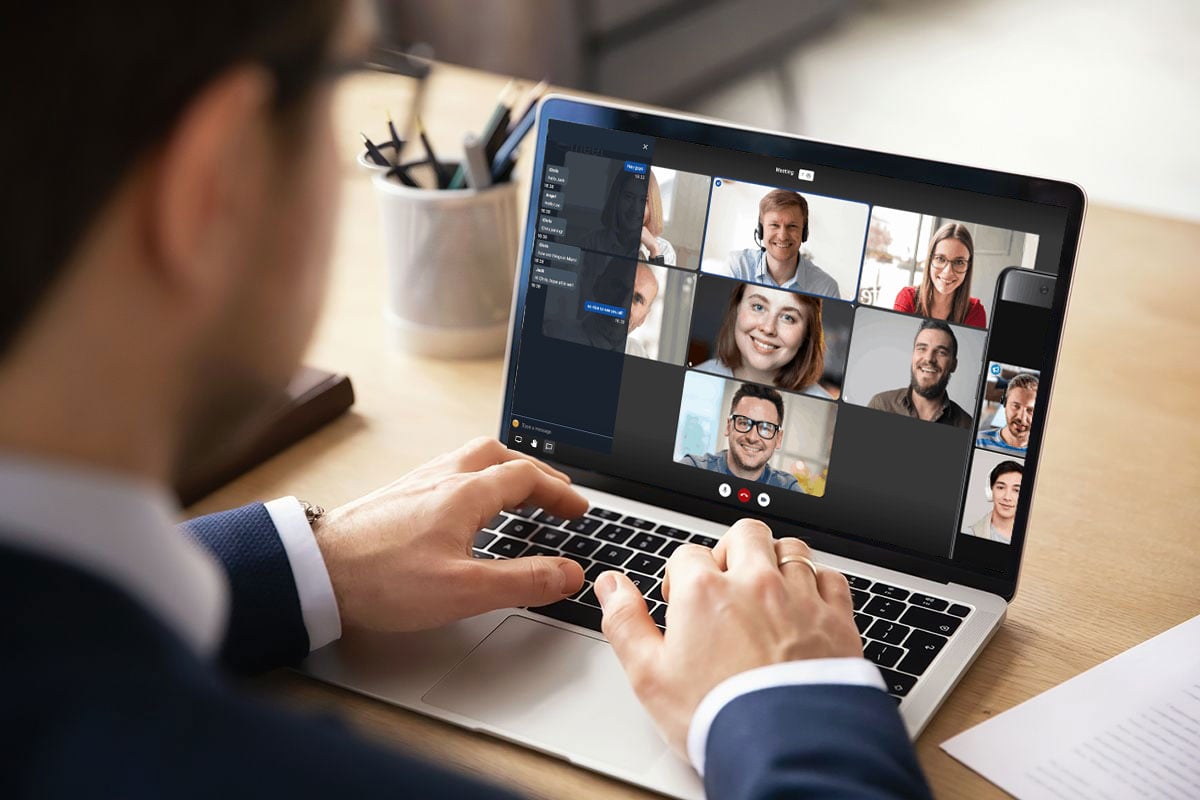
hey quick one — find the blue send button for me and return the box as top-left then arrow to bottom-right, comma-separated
584,301 -> 627,319
623,161 -> 647,174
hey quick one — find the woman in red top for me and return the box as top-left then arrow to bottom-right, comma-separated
893,222 -> 986,328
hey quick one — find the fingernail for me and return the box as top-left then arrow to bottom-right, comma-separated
593,572 -> 618,605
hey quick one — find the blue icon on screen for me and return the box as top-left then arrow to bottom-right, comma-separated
990,363 -> 1001,375
715,179 -> 722,186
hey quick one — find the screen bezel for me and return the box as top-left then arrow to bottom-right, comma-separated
498,95 -> 1086,601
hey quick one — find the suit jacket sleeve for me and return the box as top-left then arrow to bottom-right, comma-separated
704,684 -> 932,800
181,503 -> 308,675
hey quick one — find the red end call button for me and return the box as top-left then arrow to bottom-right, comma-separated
737,488 -> 751,503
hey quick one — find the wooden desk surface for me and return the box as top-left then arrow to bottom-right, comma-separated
189,65 -> 1200,798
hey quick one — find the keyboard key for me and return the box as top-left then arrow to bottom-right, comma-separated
909,593 -> 948,611
532,599 -> 602,632
877,667 -> 917,697
865,619 -> 911,646
627,553 -> 667,576
533,511 -> 565,526
649,603 -> 667,628
622,515 -> 657,530
523,544 -> 560,558
655,525 -> 691,540
584,562 -> 610,583
510,505 -> 540,519
488,537 -> 529,558
899,606 -> 963,637
587,507 -> 622,521
647,582 -> 665,603
473,530 -> 497,549
690,534 -> 718,548
563,536 -> 601,557
577,587 -> 600,608
472,549 -> 494,559
864,641 -> 903,668
863,596 -> 905,621
896,629 -> 948,676
531,527 -> 569,548
850,588 -> 868,610
659,541 -> 683,558
596,523 -> 634,544
500,519 -> 540,539
595,544 -> 634,566
947,603 -> 971,618
629,533 -> 667,553
484,513 -> 509,531
625,572 -> 657,595
853,612 -> 872,634
560,554 -> 591,572
870,582 -> 910,602
564,516 -> 601,535
843,574 -> 873,590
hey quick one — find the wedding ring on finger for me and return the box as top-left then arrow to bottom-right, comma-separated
777,555 -> 819,580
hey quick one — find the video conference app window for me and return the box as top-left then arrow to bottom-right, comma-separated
507,119 -> 1063,560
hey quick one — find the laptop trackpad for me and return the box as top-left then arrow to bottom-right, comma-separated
422,615 -> 668,771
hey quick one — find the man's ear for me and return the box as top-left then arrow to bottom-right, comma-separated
141,65 -> 274,301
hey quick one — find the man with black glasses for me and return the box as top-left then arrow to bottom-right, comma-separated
679,383 -> 801,490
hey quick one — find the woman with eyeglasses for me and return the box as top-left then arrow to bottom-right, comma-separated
695,282 -> 831,398
893,222 -> 987,328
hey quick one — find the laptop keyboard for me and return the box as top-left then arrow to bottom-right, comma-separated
472,506 -> 972,702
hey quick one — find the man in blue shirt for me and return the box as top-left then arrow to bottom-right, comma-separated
976,373 -> 1038,455
728,189 -> 841,299
679,383 -> 802,491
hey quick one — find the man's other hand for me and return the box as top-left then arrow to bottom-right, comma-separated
595,519 -> 862,757
314,437 -> 588,632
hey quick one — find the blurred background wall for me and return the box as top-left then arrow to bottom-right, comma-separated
378,0 -> 1198,222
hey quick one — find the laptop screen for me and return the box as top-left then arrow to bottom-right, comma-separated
499,99 -> 1084,597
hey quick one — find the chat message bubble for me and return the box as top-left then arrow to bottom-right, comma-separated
541,190 -> 563,210
530,264 -> 577,290
537,215 -> 567,237
534,240 -> 580,266
544,165 -> 569,185
584,301 -> 627,319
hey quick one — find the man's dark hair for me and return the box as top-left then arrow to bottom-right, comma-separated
989,460 -> 1023,486
730,383 -> 785,426
915,319 -> 958,359
0,2 -> 342,357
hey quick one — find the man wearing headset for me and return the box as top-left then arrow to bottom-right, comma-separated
967,461 -> 1024,544
728,189 -> 842,299
976,373 -> 1038,455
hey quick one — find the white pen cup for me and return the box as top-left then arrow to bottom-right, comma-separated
372,164 -> 519,358
356,141 -> 402,173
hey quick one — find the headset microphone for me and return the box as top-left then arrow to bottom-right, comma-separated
985,484 -> 994,503
754,223 -> 764,251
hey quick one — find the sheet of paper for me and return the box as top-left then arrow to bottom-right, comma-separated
942,614 -> 1200,799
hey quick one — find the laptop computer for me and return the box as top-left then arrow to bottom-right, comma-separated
303,95 -> 1086,799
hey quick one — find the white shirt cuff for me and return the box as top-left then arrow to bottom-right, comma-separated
264,496 -> 342,651
686,657 -> 887,776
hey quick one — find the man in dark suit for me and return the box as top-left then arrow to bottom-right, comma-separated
0,2 -> 930,798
